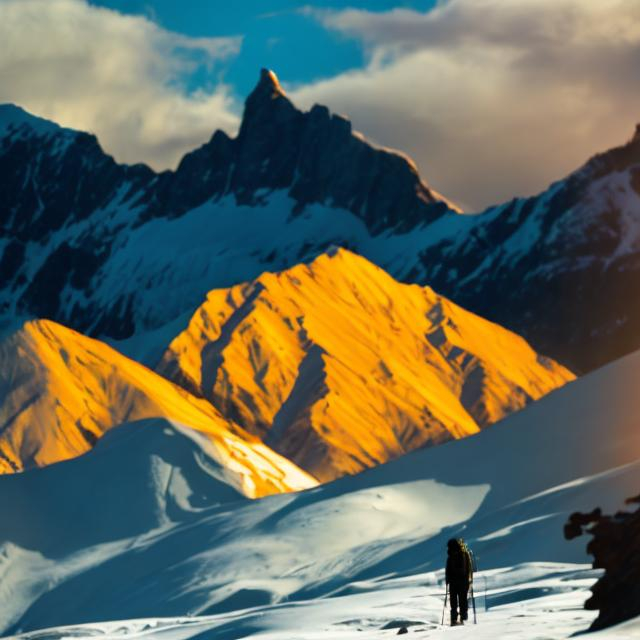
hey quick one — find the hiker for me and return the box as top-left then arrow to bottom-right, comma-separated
445,538 -> 473,626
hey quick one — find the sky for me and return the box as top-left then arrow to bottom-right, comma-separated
1,0 -> 639,210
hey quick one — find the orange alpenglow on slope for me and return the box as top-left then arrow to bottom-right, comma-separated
157,248 -> 575,482
0,319 -> 316,497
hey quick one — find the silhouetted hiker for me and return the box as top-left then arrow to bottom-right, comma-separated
445,538 -> 473,626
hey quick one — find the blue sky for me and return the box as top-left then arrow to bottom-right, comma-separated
1,0 -> 638,209
88,1 -> 436,98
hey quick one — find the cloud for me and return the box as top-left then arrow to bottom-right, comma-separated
294,0 -> 640,209
0,0 -> 242,169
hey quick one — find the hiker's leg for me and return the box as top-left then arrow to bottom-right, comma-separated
460,585 -> 469,621
450,587 -> 459,624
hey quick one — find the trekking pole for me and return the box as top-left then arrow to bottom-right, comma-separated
484,574 -> 488,612
477,556 -> 488,611
471,583 -> 477,624
441,583 -> 448,626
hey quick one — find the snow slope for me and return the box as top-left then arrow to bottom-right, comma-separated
158,248 -> 573,481
0,318 -> 315,497
2,343 -> 639,636
9,570 -> 638,640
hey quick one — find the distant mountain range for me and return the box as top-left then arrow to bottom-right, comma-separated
2,69 -> 639,373
0,69 -> 455,345
413,124 -> 640,373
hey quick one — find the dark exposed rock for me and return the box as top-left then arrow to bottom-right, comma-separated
0,240 -> 25,288
0,124 -> 152,243
144,68 -> 448,231
21,242 -> 108,320
380,619 -> 424,630
630,168 -> 640,196
240,70 -> 448,234
564,495 -> 640,630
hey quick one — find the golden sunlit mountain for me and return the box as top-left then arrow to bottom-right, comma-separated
0,319 -> 316,497
157,248 -> 575,481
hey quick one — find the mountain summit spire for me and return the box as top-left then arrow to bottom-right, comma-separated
245,68 -> 287,108
257,68 -> 285,97
238,69 -> 302,147
238,68 -> 296,142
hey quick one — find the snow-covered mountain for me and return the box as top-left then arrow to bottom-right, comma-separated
410,125 -> 640,373
157,248 -> 573,481
0,69 -> 455,343
2,337 -> 639,638
3,69 -> 640,373
0,317 -> 315,496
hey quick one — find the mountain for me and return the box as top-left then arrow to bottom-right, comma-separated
2,70 -> 639,373
2,332 -> 639,637
157,248 -> 573,481
408,125 -> 640,373
0,318 -> 315,497
0,70 -> 455,343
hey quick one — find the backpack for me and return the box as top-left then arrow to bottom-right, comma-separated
456,538 -> 476,578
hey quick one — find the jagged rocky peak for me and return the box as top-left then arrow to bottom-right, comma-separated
232,68 -> 454,229
1,69 -> 457,241
158,66 -> 455,231
238,68 -> 298,139
240,68 -> 356,147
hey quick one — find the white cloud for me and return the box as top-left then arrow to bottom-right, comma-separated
294,0 -> 640,209
0,0 -> 242,169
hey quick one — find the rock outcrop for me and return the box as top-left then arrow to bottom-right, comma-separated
565,494 -> 640,630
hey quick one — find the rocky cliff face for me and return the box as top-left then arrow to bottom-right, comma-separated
565,495 -> 640,630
